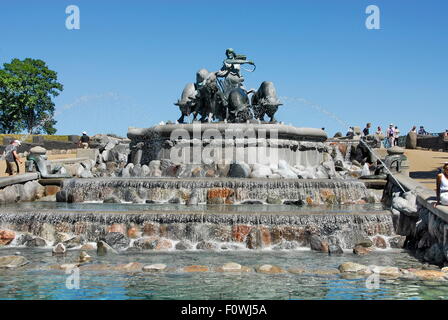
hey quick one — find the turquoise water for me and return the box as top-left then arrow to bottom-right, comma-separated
0,247 -> 446,300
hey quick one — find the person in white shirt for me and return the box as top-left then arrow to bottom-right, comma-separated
435,163 -> 448,206
387,124 -> 395,148
394,126 -> 400,146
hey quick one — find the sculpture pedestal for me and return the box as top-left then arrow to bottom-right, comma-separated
128,123 -> 327,168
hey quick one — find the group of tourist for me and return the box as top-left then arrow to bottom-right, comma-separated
347,123 -> 401,148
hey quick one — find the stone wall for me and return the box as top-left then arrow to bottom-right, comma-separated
382,173 -> 448,266
416,134 -> 448,151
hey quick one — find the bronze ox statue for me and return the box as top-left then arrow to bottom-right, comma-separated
174,49 -> 282,123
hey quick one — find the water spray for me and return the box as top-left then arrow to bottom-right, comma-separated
281,96 -> 407,193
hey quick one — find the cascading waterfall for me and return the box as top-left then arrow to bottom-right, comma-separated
0,207 -> 394,250
61,177 -> 372,204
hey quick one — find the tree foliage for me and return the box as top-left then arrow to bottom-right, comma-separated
0,58 -> 63,134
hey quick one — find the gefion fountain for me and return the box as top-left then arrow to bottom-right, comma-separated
0,49 -> 395,252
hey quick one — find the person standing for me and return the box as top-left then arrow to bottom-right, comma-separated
435,163 -> 448,206
418,126 -> 428,135
4,140 -> 22,176
394,126 -> 400,146
375,126 -> 383,135
363,123 -> 371,136
387,124 -> 395,148
78,131 -> 90,149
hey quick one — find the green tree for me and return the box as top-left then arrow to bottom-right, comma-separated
0,58 -> 63,134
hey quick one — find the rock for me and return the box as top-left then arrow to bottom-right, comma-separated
406,132 -> 417,149
2,185 -> 19,203
183,265 -> 209,272
143,264 -> 167,272
133,237 -> 159,250
0,230 -> 15,246
114,262 -> 143,272
107,223 -> 126,234
130,164 -> 143,177
121,167 -> 130,177
63,235 -> 86,248
232,225 -> 252,242
387,146 -> 405,155
372,236 -> 387,249
79,169 -> 94,178
58,263 -> 80,270
39,223 -> 56,243
219,262 -> 242,272
22,181 -> 45,201
97,240 -> 118,255
288,268 -> 306,274
353,245 -> 372,255
127,226 -> 140,239
55,232 -> 73,243
411,270 -> 448,281
228,161 -> 251,178
168,197 -> 181,204
56,190 -> 74,203
45,185 -> 61,196
79,251 -> 91,263
175,241 -> 193,250
424,243 -> 445,265
80,243 -> 96,251
155,239 -> 173,250
103,195 -> 121,204
30,146 -> 47,155
283,200 -> 304,206
309,235 -> 328,252
338,262 -> 371,274
328,244 -> 344,255
103,232 -> 130,249
52,243 -> 66,255
389,235 -> 406,249
256,264 -> 285,274
311,269 -> 341,275
26,236 -> 47,247
216,162 -> 230,177
186,189 -> 199,205
36,195 -> 57,202
207,188 -> 234,205
16,234 -> 34,246
392,192 -> 418,216
355,239 -> 373,248
196,241 -> 218,250
141,165 -> 150,176
0,255 -> 29,268
371,266 -> 401,278
266,196 -> 282,205
249,164 -> 272,178
241,200 -> 264,205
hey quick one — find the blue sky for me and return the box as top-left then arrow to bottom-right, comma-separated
1,0 -> 447,136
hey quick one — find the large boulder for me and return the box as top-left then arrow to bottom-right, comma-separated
0,255 -> 29,269
228,161 -> 251,178
405,132 -> 417,149
103,232 -> 130,250
0,230 -> 15,246
338,262 -> 371,274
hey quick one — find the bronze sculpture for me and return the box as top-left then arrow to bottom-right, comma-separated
174,49 -> 281,123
